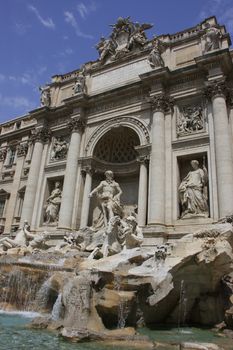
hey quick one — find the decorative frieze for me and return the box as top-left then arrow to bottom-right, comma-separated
86,89 -> 148,115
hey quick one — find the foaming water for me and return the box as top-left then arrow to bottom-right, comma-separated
0,309 -> 40,318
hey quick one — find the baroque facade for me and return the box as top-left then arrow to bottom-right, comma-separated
0,16 -> 233,242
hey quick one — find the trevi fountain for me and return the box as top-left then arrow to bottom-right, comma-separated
0,16 -> 233,350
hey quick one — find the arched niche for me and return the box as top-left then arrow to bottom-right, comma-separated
88,125 -> 141,225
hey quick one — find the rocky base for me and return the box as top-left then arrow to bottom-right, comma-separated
1,222 -> 233,346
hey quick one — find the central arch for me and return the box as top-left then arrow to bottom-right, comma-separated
85,116 -> 150,157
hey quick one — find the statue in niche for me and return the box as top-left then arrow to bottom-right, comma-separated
148,36 -> 166,68
178,159 -> 208,219
44,181 -> 62,224
73,69 -> 86,94
89,170 -> 123,228
177,106 -> 204,135
51,137 -> 68,161
39,86 -> 51,107
202,23 -> 222,52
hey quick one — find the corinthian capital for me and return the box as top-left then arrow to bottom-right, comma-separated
68,117 -> 86,133
148,94 -> 174,113
204,80 -> 229,100
32,127 -> 52,143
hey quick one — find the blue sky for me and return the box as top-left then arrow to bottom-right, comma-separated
0,0 -> 233,123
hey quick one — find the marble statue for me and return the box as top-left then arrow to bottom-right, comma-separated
0,220 -> 34,250
39,86 -> 51,107
95,36 -> 115,62
202,23 -> 222,52
44,182 -> 62,224
73,69 -> 86,94
179,160 -> 208,218
122,215 -> 143,249
88,214 -> 143,259
89,170 -> 122,227
96,17 -> 152,62
28,231 -> 50,250
51,137 -> 68,161
148,37 -> 165,68
177,106 -> 204,135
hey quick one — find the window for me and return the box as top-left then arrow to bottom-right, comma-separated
0,199 -> 5,217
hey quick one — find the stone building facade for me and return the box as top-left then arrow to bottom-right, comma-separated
0,16 -> 233,242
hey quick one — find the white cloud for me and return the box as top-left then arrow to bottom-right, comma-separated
0,74 -> 5,82
77,2 -> 97,19
3,68 -> 47,88
77,3 -> 88,19
0,94 -> 33,109
14,22 -> 31,35
64,11 -> 93,39
28,5 -> 55,29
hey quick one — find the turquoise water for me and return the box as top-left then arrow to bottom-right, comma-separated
0,311 -> 232,350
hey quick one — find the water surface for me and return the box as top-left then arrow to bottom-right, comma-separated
0,311 -> 232,350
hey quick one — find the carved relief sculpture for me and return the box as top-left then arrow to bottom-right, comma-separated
177,105 -> 205,136
39,86 -> 51,107
148,36 -> 166,68
50,137 -> 68,161
202,23 -> 222,53
44,181 -> 62,224
89,170 -> 123,228
179,159 -> 209,218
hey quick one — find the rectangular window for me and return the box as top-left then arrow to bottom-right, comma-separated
0,200 -> 5,217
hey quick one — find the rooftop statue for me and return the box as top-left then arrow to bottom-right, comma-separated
72,68 -> 86,95
96,17 -> 153,63
39,86 -> 51,107
202,23 -> 222,52
148,36 -> 166,68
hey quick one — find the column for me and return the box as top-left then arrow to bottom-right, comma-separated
148,94 -> 173,225
58,118 -> 85,229
206,81 -> 233,217
80,167 -> 93,228
4,142 -> 28,233
137,157 -> 148,227
20,128 -> 51,226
